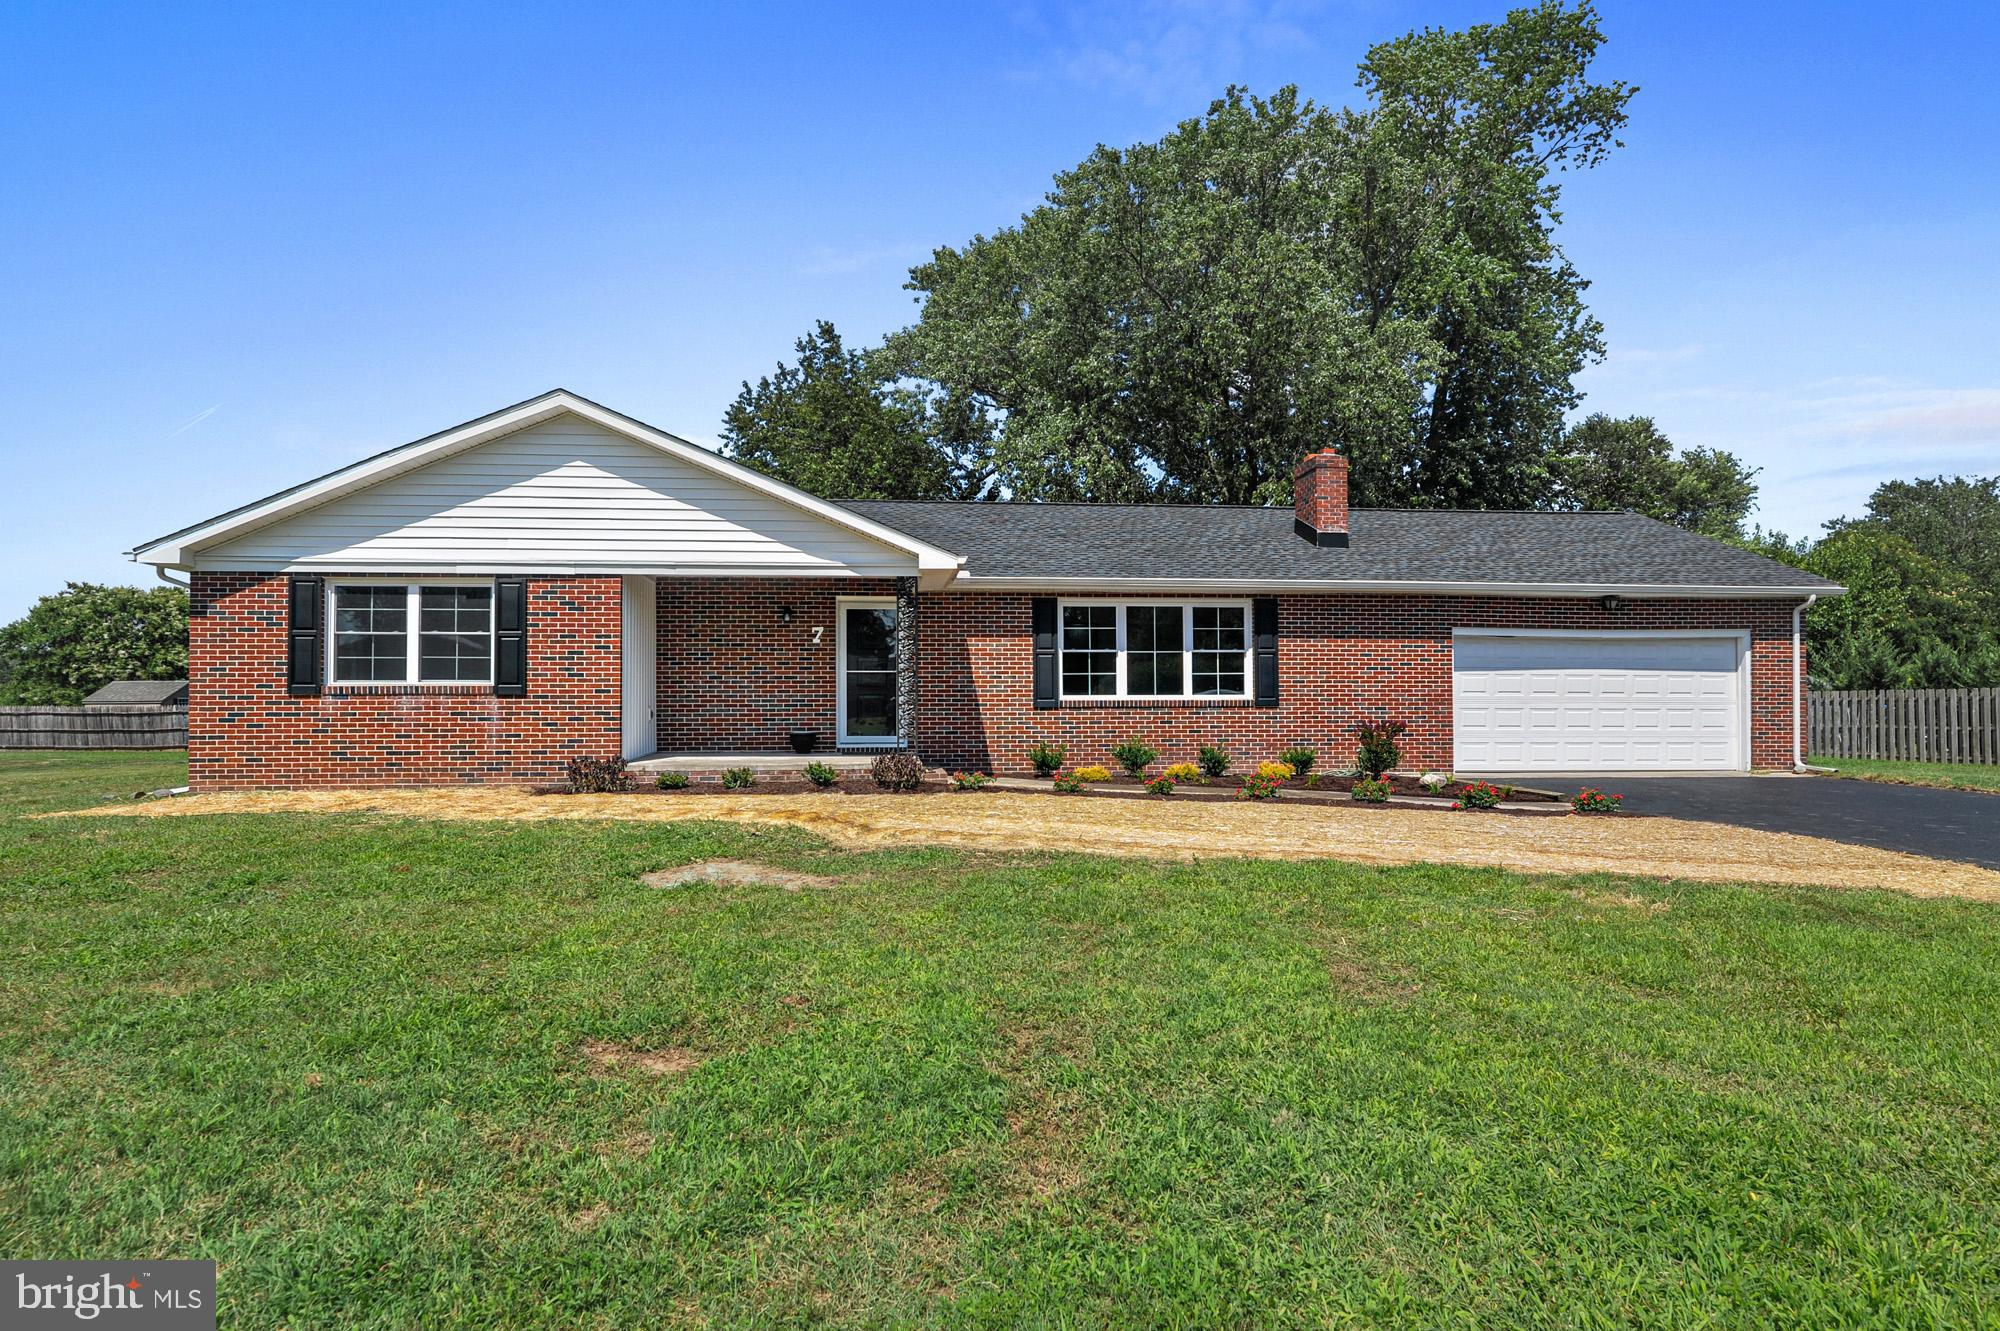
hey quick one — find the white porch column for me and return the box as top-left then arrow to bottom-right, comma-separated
895,576 -> 918,753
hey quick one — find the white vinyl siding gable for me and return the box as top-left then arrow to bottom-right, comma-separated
195,413 -> 921,575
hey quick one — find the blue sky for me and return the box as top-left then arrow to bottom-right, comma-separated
1,0 -> 1995,620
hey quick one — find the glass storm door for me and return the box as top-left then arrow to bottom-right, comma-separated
838,600 -> 898,745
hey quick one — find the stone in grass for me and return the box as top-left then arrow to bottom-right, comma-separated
639,860 -> 840,893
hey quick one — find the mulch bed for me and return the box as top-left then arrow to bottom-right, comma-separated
1037,773 -> 1562,803
536,778 -> 990,798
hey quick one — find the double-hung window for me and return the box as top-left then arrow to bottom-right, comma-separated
1057,601 -> 1249,699
330,582 -> 494,685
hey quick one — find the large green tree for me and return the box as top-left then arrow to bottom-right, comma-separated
1550,413 -> 1759,538
0,582 -> 190,705
1733,473 -> 2000,689
720,321 -> 992,500
888,1 -> 1632,507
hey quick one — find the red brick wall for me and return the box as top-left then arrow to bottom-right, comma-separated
650,581 -> 1806,773
187,572 -> 621,789
914,593 -> 1804,773
190,572 -> 1807,786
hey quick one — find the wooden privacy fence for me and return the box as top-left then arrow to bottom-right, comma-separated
0,705 -> 188,749
1809,689 -> 2000,764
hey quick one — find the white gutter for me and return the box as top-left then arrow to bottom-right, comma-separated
153,565 -> 189,590
1793,594 -> 1833,772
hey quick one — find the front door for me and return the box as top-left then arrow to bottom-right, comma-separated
837,598 -> 898,746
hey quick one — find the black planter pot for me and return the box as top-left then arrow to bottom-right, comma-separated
788,729 -> 818,754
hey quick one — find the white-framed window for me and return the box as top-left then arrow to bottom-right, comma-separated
1057,600 -> 1251,699
328,580 -> 494,685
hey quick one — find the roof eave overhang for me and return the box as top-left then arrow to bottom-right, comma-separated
947,576 -> 1845,599
127,389 -> 967,579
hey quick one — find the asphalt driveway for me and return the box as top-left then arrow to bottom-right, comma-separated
1489,773 -> 2000,870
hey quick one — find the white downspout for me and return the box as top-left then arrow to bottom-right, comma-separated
1793,594 -> 1832,772
154,566 -> 190,590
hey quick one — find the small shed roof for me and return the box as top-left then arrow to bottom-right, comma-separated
82,680 -> 189,707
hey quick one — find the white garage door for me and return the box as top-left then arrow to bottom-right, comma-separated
1453,632 -> 1747,772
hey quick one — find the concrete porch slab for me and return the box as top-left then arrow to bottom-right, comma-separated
628,751 -> 890,773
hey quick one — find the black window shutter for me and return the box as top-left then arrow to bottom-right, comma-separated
1252,597 -> 1279,708
1031,597 -> 1058,709
494,576 -> 528,697
287,574 -> 323,696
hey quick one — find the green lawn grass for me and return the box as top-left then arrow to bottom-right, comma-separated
3,752 -> 1999,1326
1809,754 -> 2000,794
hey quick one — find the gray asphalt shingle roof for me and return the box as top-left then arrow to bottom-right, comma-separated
838,501 -> 1839,592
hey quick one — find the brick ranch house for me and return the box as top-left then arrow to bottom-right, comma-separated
130,390 -> 1843,790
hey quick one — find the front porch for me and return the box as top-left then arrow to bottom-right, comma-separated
621,574 -> 924,764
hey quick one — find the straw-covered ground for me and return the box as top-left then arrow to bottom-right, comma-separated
63,784 -> 2000,899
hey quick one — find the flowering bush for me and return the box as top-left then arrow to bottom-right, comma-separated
1109,737 -> 1159,777
1572,787 -> 1624,813
1238,773 -> 1282,800
1197,743 -> 1232,778
1163,761 -> 1202,783
1456,780 -> 1508,809
1350,778 -> 1391,803
1144,775 -> 1176,795
1052,770 -> 1087,793
1073,765 -> 1112,782
950,771 -> 993,791
1256,760 -> 1296,782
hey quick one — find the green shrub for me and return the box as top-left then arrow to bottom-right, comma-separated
1350,778 -> 1391,803
1144,775 -> 1176,796
1109,737 -> 1159,777
950,770 -> 992,790
871,752 -> 926,792
654,770 -> 690,790
1278,745 -> 1317,776
803,762 -> 839,788
564,757 -> 631,794
1026,741 -> 1068,777
1572,786 -> 1624,813
1354,718 -> 1408,779
721,766 -> 756,790
1196,743 -> 1232,778
1052,770 -> 1086,794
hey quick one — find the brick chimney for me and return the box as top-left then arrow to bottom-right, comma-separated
1293,449 -> 1350,548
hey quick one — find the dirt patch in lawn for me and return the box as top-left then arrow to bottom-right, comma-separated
640,859 -> 840,892
580,1038 -> 704,1078
55,787 -> 2000,901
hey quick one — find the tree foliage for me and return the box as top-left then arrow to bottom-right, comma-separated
720,321 -> 992,500
1550,413 -> 1759,538
1734,475 -> 2000,689
0,582 -> 190,705
888,2 -> 1633,508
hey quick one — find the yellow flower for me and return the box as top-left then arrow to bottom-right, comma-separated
1162,762 -> 1202,783
1074,765 -> 1112,782
1256,761 -> 1296,781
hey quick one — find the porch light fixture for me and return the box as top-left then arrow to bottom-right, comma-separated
1599,594 -> 1624,613
780,606 -> 794,625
